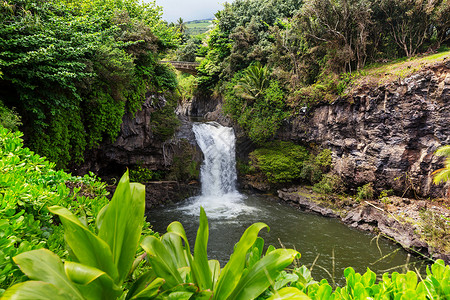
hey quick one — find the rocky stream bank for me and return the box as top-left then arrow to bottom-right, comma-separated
277,186 -> 450,264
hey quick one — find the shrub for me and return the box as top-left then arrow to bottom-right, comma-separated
223,67 -> 290,144
249,141 -> 309,183
0,104 -> 21,132
129,165 -> 164,182
357,182 -> 375,200
419,209 -> 450,253
313,174 -> 345,194
0,126 -> 108,292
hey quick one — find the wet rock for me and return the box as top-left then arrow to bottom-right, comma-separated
277,190 -> 338,218
143,181 -> 200,209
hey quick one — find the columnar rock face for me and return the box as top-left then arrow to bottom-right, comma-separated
279,63 -> 450,198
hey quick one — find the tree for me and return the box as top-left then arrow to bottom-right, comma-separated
177,17 -> 187,34
298,0 -> 372,72
234,62 -> 271,101
377,0 -> 435,57
432,0 -> 450,49
0,0 -> 178,168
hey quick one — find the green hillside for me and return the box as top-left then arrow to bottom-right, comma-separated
186,19 -> 213,36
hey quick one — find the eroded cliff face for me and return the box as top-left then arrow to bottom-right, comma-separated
279,62 -> 450,198
77,94 -> 202,178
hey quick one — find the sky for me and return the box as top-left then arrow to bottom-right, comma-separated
152,0 -> 230,23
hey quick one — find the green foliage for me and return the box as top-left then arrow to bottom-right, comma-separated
419,209 -> 450,253
432,145 -> 450,185
0,0 -> 178,168
141,208 -> 299,299
357,182 -> 375,201
234,62 -> 271,100
249,141 -> 310,183
4,171 -> 300,299
129,165 -> 164,182
167,139 -> 200,182
313,174 -> 345,195
150,94 -> 180,141
249,142 -> 334,185
224,66 -> 289,144
0,126 -> 108,291
2,171 -> 147,299
177,73 -> 197,101
176,38 -> 201,62
264,260 -> 450,300
0,103 -> 21,132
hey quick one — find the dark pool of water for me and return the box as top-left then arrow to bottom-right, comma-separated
146,192 -> 427,286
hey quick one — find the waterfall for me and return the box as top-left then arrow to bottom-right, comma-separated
193,122 -> 238,196
176,121 -> 256,219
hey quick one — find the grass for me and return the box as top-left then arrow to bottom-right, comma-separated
186,19 -> 213,36
347,50 -> 450,92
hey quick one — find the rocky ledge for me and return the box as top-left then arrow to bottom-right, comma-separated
278,187 -> 450,264
278,61 -> 450,198
108,181 -> 200,210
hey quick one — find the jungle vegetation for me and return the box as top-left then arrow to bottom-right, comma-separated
189,0 -> 450,144
0,0 -> 179,169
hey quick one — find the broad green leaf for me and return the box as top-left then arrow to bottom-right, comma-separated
266,287 -> 310,300
228,248 -> 299,300
192,207 -> 212,290
247,237 -> 264,268
1,281 -> 73,300
362,268 -> 376,287
98,171 -> 145,284
161,232 -> 189,268
168,291 -> 194,300
141,235 -> 184,288
316,283 -> 332,299
65,262 -> 121,300
214,222 -> 269,300
65,262 -> 105,285
405,271 -> 417,290
209,260 -> 220,288
12,249 -> 84,299
48,205 -> 118,281
166,221 -> 194,261
125,269 -> 158,300
129,278 -> 165,300
273,273 -> 299,291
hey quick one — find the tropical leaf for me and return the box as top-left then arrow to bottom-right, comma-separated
192,207 -> 213,290
433,145 -> 450,184
227,249 -> 300,300
1,281 -> 73,300
64,261 -> 121,300
128,278 -> 165,300
234,62 -> 270,101
213,222 -> 269,300
12,249 -> 84,299
141,235 -> 184,288
266,287 -> 311,300
98,171 -> 145,285
48,205 -> 119,282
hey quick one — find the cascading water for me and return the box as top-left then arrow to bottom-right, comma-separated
176,121 -> 256,218
193,122 -> 237,196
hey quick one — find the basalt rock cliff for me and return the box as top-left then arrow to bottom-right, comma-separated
277,61 -> 450,198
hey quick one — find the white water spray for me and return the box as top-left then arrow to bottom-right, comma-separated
177,122 -> 257,218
